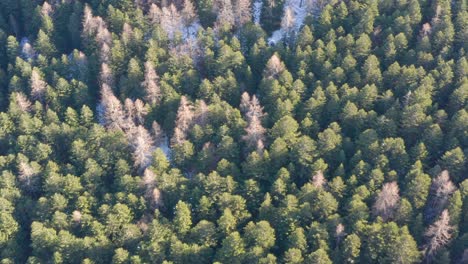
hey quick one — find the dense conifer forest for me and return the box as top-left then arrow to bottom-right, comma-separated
0,0 -> 466,263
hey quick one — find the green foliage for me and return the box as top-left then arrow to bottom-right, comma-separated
0,1 -> 465,263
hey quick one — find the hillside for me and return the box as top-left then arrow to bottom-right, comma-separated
0,0 -> 466,263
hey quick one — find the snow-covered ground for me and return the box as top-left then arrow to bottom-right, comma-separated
253,0 -> 263,24
183,22 -> 201,41
268,30 -> 285,45
267,0 -> 314,45
158,137 -> 172,161
20,37 -> 35,60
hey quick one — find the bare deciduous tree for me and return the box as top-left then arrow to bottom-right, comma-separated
41,2 -> 53,16
241,92 -> 267,152
240,92 -> 251,114
72,210 -> 82,223
142,168 -> 156,188
21,42 -> 35,60
18,161 -> 40,193
82,5 -> 112,63
160,4 -> 182,40
98,84 -> 125,130
30,69 -> 47,102
424,210 -> 453,260
281,7 -> 295,40
312,170 -> 326,188
122,99 -> 148,129
124,98 -> 136,125
246,94 -> 266,121
335,223 -> 346,245
233,0 -> 252,26
133,99 -> 148,125
420,23 -> 432,37
425,170 -> 456,221
181,0 -> 197,27
122,23 -> 134,46
95,17 -> 112,47
215,0 -> 235,28
128,126 -> 155,170
195,100 -> 209,126
82,5 -> 94,36
100,42 -> 111,64
171,96 -> 194,145
243,114 -> 266,151
14,92 -> 32,112
149,4 -> 163,24
142,61 -> 161,105
264,54 -> 286,79
431,5 -> 442,25
151,187 -> 163,208
141,168 -> 163,209
100,63 -> 114,87
373,181 -> 400,221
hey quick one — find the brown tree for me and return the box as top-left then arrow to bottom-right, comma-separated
30,69 -> 47,102
181,0 -> 197,26
160,4 -> 182,40
72,210 -> 82,224
215,0 -> 235,28
194,100 -> 209,126
425,170 -> 456,221
18,161 -> 40,194
312,170 -> 326,189
373,181 -> 400,221
281,7 -> 295,40
128,126 -> 155,170
335,223 -> 346,245
141,169 -> 163,208
21,42 -> 35,60
148,4 -> 163,24
241,92 -> 266,121
98,84 -> 125,130
424,210 -> 453,260
233,0 -> 252,26
240,92 -> 251,113
82,5 -> 94,36
243,114 -> 266,151
41,2 -> 53,17
142,61 -> 161,105
100,63 -> 114,86
171,96 -> 194,145
133,99 -> 148,125
264,54 -> 286,79
122,23 -> 134,46
14,92 -> 32,112
82,4 -> 112,63
124,99 -> 147,127
241,92 -> 267,152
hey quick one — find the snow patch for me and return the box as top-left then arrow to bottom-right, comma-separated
158,136 -> 172,161
20,37 -> 35,60
183,22 -> 201,41
267,0 -> 319,45
253,0 -> 263,24
268,30 -> 285,46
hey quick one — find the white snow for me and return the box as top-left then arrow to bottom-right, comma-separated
20,37 -> 35,60
267,0 -> 317,45
268,30 -> 285,45
253,0 -> 263,25
183,22 -> 201,41
158,136 -> 172,161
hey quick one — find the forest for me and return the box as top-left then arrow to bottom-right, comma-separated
0,0 -> 466,263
